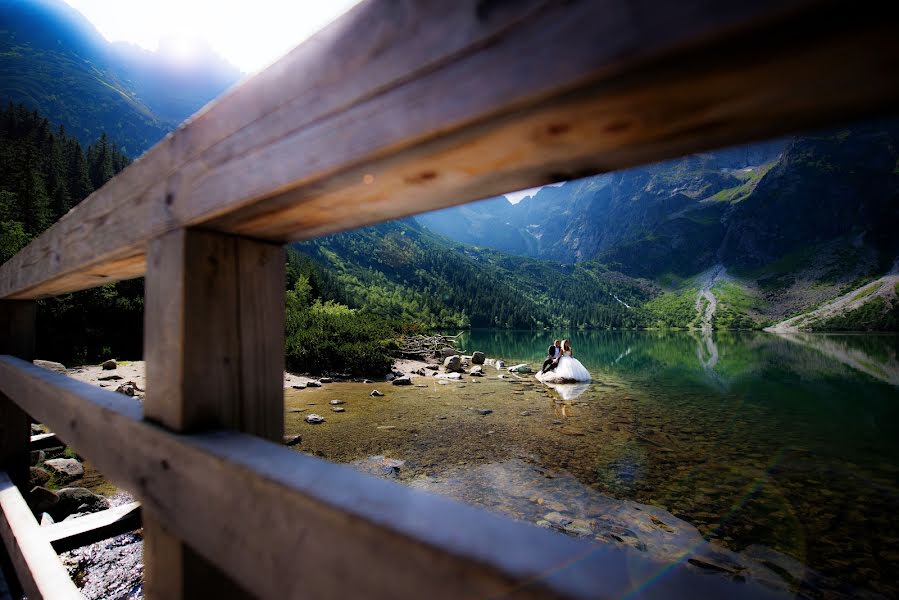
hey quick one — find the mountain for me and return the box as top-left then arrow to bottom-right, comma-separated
290,220 -> 658,330
0,0 -> 240,156
417,123 -> 899,330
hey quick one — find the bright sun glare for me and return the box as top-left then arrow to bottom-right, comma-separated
63,0 -> 362,73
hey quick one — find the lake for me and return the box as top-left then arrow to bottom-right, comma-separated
452,330 -> 899,597
286,330 -> 898,598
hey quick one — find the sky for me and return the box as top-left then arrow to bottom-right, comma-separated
64,0 -> 361,74
62,0 -> 559,203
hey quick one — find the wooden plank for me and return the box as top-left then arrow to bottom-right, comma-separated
2,0 -> 898,300
30,433 -> 61,450
0,356 -> 786,600
0,302 -> 36,490
0,472 -> 82,599
143,228 -> 284,599
44,502 -> 141,554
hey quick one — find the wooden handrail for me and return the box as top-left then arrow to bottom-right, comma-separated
0,472 -> 82,599
1,0 -> 898,300
0,356 -> 785,599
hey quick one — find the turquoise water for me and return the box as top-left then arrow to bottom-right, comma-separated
454,330 -> 899,597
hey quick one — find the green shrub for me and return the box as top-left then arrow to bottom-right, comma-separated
285,289 -> 398,376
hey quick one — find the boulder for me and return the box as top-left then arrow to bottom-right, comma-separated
28,487 -> 59,514
443,355 -> 463,372
30,450 -> 45,466
471,352 -> 486,365
508,363 -> 532,373
29,467 -> 50,488
44,458 -> 84,479
469,366 -> 484,376
496,360 -> 506,369
392,376 -> 412,386
305,414 -> 325,424
53,487 -> 109,519
439,348 -> 457,358
306,380 -> 322,388
436,372 -> 462,380
412,368 -> 426,376
291,384 -> 306,390
424,364 -> 439,371
370,390 -> 385,397
101,359 -> 117,370
283,435 -> 302,446
33,360 -> 67,374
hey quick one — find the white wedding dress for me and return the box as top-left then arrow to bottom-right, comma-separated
536,351 -> 591,383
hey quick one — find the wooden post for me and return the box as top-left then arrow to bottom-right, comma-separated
142,228 -> 285,599
0,301 -> 36,490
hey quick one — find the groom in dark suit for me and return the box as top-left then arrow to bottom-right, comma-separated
541,339 -> 562,374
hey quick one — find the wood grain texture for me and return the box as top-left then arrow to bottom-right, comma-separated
0,302 -> 35,490
144,229 -> 284,440
2,0 -> 897,299
143,228 -> 284,599
45,502 -> 141,553
0,472 -> 82,599
0,357 -> 786,600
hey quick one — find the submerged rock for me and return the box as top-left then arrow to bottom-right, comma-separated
469,366 -> 484,376
370,390 -> 385,397
329,399 -> 345,405
392,376 -> 412,386
283,435 -> 302,446
477,409 -> 493,416
508,363 -> 532,374
305,414 -> 325,424
331,407 -> 346,413
351,455 -> 405,477
319,377 -> 333,383
291,383 -> 306,390
306,380 -> 322,388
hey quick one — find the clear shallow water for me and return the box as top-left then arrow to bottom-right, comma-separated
453,330 -> 899,597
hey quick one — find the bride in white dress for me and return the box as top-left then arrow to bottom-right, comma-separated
536,339 -> 591,383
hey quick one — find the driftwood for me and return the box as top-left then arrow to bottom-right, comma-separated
394,333 -> 463,359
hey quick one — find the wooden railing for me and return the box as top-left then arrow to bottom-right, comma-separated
0,0 -> 897,597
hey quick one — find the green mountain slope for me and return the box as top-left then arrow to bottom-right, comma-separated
291,220 -> 657,330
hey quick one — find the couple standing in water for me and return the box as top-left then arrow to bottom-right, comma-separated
538,338 -> 591,382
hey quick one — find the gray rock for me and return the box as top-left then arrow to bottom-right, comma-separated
305,414 -> 325,424
40,512 -> 55,526
542,511 -> 572,527
424,364 -> 439,371
30,450 -> 45,466
385,373 -> 395,381
29,486 -> 59,514
98,374 -> 123,381
319,377 -> 333,383
564,519 -> 593,536
496,360 -> 506,369
101,359 -> 117,370
291,384 -> 306,390
306,380 -> 322,388
329,399 -> 345,405
471,351 -> 486,364
30,467 -> 50,488
331,406 -> 346,413
53,487 -> 109,520
412,368 -> 426,376
469,366 -> 483,376
392,376 -> 412,386
44,458 -> 84,479
370,390 -> 385,397
34,359 -> 67,374
443,355 -> 463,372
508,363 -> 532,373
363,379 -> 374,384
114,382 -> 136,396
283,435 -> 302,446
439,348 -> 457,358
519,411 -> 531,416
477,409 -> 493,416
437,372 -> 462,380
